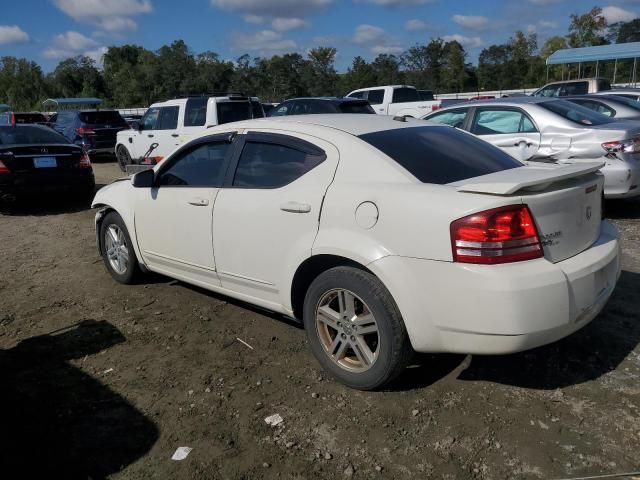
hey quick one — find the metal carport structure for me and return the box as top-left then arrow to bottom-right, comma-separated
546,42 -> 640,85
42,97 -> 103,111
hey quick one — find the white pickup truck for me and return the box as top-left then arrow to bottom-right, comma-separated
346,85 -> 440,118
115,94 -> 264,171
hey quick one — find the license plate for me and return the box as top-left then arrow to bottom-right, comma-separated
33,157 -> 57,168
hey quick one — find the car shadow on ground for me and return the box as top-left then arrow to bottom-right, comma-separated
0,320 -> 158,479
457,270 -> 640,389
0,188 -> 104,217
605,197 -> 640,220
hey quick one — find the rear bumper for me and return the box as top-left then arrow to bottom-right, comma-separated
369,221 -> 621,354
601,159 -> 640,198
0,171 -> 95,197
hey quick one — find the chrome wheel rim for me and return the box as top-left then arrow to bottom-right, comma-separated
104,224 -> 129,275
315,289 -> 380,373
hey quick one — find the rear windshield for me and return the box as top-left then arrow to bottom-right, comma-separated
540,100 -> 613,126
217,101 -> 252,125
359,126 -> 521,184
0,126 -> 69,146
339,102 -> 375,114
15,113 -> 47,124
79,111 -> 126,125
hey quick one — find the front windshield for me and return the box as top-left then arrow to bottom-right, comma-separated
540,99 -> 613,126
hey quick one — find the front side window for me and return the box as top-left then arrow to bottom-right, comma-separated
358,126 -> 522,185
157,106 -> 179,130
471,109 -> 538,135
367,89 -> 385,105
158,141 -> 230,187
233,140 -> 325,188
141,107 -> 160,130
426,109 -> 468,128
184,97 -> 208,127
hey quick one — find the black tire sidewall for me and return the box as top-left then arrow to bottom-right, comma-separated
303,266 -> 411,390
100,212 -> 138,284
116,146 -> 131,172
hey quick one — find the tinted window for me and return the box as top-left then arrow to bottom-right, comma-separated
0,126 -> 70,145
184,97 -> 207,127
157,106 -> 179,130
367,89 -> 385,105
471,109 -> 538,135
14,113 -> 47,124
339,102 -> 375,114
426,109 -> 468,128
348,91 -> 365,99
233,141 -> 325,188
79,111 -> 125,125
358,126 -> 521,184
271,102 -> 291,116
597,79 -> 612,91
292,101 -> 335,115
392,88 -> 420,103
560,82 -> 589,96
251,100 -> 265,118
141,107 -> 160,130
217,101 -> 252,124
158,141 -> 230,187
418,90 -> 435,101
534,85 -> 561,97
569,99 -> 615,117
540,100 -> 612,126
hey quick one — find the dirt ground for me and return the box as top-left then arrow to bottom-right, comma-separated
1,161 -> 639,480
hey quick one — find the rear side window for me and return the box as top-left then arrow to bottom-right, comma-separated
157,106 -> 179,130
158,141 -> 230,187
233,141 -> 325,188
569,99 -> 615,117
392,88 -> 420,103
540,100 -> 612,126
426,109 -> 468,128
367,90 -> 385,105
217,101 -> 252,125
79,111 -> 125,125
339,102 -> 375,114
358,126 -> 521,184
0,126 -> 69,145
184,97 -> 208,127
471,109 -> 538,135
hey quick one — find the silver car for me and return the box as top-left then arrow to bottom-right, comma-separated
422,97 -> 640,199
564,95 -> 640,121
594,88 -> 640,102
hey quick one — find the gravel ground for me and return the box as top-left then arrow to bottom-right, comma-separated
1,162 -> 639,480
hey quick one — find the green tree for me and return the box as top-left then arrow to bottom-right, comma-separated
303,47 -> 339,96
402,38 -> 444,91
608,18 -> 640,43
0,57 -> 47,110
441,41 -> 467,92
371,54 -> 403,85
47,56 -> 104,99
339,56 -> 376,94
567,6 -> 609,47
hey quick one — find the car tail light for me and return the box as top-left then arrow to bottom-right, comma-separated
76,127 -> 95,135
0,159 -> 10,174
431,104 -> 441,112
450,205 -> 543,264
602,137 -> 640,154
79,152 -> 92,169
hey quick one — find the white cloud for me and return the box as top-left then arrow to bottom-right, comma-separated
243,14 -> 265,24
54,0 -> 153,32
527,19 -> 558,33
0,25 -> 29,45
405,19 -> 427,32
230,29 -> 297,54
212,0 -> 331,17
443,34 -> 484,48
353,24 -> 403,56
452,14 -> 489,30
84,46 -> 109,66
272,17 -> 310,32
358,0 -> 432,6
601,6 -> 636,23
527,0 -> 564,4
43,30 -> 104,60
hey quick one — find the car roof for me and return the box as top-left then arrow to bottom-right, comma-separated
209,113 -> 429,136
432,96 -> 555,110
282,97 -> 368,103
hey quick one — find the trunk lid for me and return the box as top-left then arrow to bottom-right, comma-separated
0,144 -> 84,172
452,163 -> 604,263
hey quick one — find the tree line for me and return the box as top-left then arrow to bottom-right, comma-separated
1,6 -> 638,111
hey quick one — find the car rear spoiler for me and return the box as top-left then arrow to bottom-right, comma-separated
452,161 -> 605,195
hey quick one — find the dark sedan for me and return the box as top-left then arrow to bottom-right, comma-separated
0,124 -> 95,202
268,97 -> 375,116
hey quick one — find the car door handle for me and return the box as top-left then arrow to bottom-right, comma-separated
147,134 -> 154,138
171,134 -> 179,138
188,198 -> 209,206
514,141 -> 533,147
280,201 -> 311,213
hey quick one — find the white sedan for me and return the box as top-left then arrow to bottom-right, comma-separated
92,115 -> 621,390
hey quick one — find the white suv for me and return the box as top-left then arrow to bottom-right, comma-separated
115,94 -> 264,171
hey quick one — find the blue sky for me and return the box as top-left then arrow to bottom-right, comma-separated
0,0 -> 638,72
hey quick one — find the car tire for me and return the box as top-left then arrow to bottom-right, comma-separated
116,145 -> 132,172
100,211 -> 140,284
303,266 -> 413,390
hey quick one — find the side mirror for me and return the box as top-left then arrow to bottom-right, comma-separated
132,168 -> 155,188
